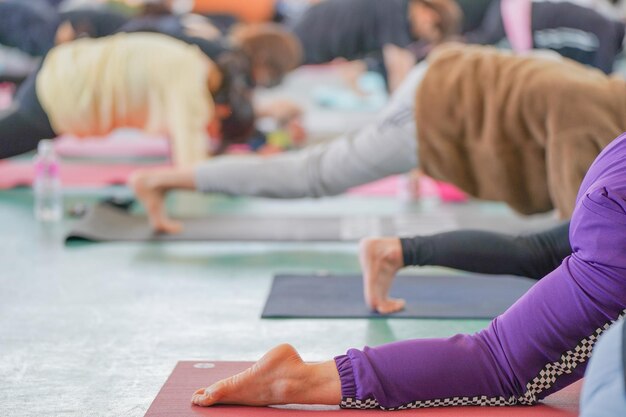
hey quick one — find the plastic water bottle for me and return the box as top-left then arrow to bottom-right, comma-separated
33,140 -> 62,222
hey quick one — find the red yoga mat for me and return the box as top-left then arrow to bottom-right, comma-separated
0,161 -> 166,189
145,361 -> 580,416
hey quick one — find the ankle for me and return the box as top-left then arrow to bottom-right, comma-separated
299,361 -> 342,405
381,238 -> 404,268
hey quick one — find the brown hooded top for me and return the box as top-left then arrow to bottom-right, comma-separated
415,44 -> 626,217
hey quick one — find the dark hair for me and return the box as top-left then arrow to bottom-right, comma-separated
233,24 -> 302,88
140,2 -> 173,16
213,51 -> 256,154
411,0 -> 462,41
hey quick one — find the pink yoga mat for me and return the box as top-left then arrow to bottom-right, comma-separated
145,361 -> 580,416
54,135 -> 261,158
0,161 -> 165,189
54,134 -> 170,158
348,175 -> 467,202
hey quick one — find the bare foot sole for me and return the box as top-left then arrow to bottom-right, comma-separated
191,344 -> 341,407
128,170 -> 182,234
359,237 -> 405,314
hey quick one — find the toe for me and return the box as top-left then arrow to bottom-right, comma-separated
377,298 -> 406,315
158,219 -> 183,234
191,386 -> 219,407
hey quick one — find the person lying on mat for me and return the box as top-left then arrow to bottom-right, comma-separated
360,222 -> 570,314
190,132 -> 626,411
0,32 -> 255,167
130,44 -> 626,232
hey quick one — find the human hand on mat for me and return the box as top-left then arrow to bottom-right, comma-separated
129,168 -> 191,234
359,237 -> 406,314
191,344 -> 341,407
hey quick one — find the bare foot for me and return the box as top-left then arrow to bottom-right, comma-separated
191,344 -> 341,407
359,237 -> 405,314
128,170 -> 183,234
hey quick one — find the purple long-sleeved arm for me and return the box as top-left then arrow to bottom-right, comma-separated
335,133 -> 626,410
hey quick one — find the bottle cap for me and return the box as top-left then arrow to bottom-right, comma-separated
37,139 -> 54,154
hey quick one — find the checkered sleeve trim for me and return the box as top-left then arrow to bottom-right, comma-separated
340,309 -> 626,410
518,309 -> 626,405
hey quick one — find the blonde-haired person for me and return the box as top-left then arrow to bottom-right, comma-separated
0,32 -> 254,167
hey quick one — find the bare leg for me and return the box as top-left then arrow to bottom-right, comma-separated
128,167 -> 196,234
359,237 -> 405,314
191,344 -> 341,407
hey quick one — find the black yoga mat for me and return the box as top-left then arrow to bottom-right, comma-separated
262,273 -> 536,319
65,202 -> 458,243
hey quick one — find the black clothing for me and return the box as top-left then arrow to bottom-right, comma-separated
400,222 -> 571,280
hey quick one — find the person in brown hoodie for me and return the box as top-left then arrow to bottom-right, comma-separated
416,44 -> 626,217
130,43 -> 626,233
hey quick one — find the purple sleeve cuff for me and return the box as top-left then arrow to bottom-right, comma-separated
334,354 -> 357,399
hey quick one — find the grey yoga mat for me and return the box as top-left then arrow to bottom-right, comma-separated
65,202 -> 458,243
261,273 -> 536,319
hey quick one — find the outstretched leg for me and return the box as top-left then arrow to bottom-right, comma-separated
400,222 -> 571,280
191,344 -> 341,407
360,223 -> 570,314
